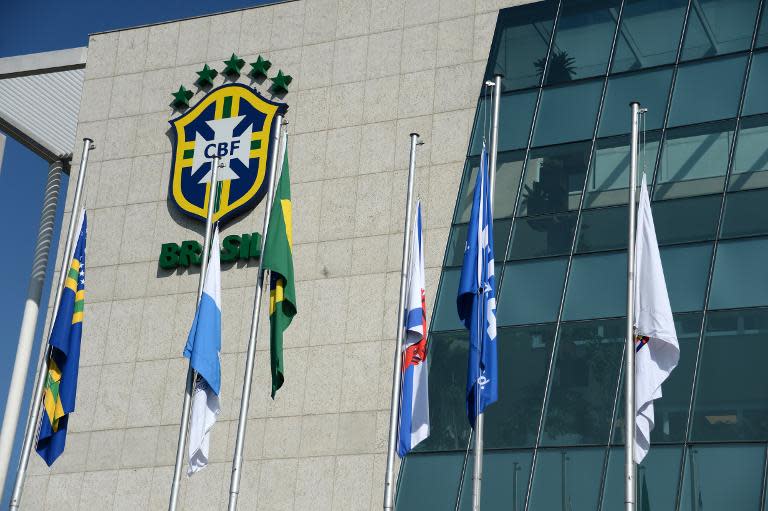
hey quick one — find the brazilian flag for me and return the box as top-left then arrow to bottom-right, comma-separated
36,211 -> 87,466
262,142 -> 296,398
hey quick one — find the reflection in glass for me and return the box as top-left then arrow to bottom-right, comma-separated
470,91 -> 537,156
710,238 -> 768,310
651,194 -> 721,244
599,69 -> 672,137
681,0 -> 760,61
692,309 -> 768,441
611,0 -> 687,73
602,446 -> 682,510
486,1 -> 558,91
445,220 -> 511,268
679,445 -> 765,509
417,331 -> 470,451
757,3 -> 768,49
655,120 -> 735,200
730,114 -> 768,191
576,206 -> 628,253
584,133 -> 659,208
497,258 -> 568,326
545,0 -> 620,85
485,326 -> 555,448
563,251 -> 627,320
507,213 -> 577,260
431,269 -> 464,332
459,450 -> 533,511
455,152 -> 525,223
533,80 -> 603,147
668,55 -> 746,127
528,448 -> 606,510
660,243 -> 712,312
541,318 -> 624,445
721,189 -> 768,238
743,51 -> 768,116
396,452 -> 464,510
519,142 -> 591,216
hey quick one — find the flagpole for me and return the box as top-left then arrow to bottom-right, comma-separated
227,115 -> 284,511
168,155 -> 221,511
382,132 -> 420,511
625,101 -> 641,511
8,138 -> 94,511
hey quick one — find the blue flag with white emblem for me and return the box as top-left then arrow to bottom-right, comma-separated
457,143 -> 498,428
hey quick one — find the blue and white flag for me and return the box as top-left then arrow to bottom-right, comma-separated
183,226 -> 222,475
397,202 -> 430,457
457,144 -> 498,428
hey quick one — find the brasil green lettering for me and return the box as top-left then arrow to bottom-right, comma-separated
159,232 -> 262,269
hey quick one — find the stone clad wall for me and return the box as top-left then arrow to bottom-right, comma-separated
21,0 -> 530,509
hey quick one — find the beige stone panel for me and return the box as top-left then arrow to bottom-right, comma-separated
69,365 -> 101,433
303,0 -> 338,45
85,32 -> 118,80
120,427 -> 159,468
300,42 -> 334,90
85,265 -> 117,303
79,301 -> 112,367
386,166 -> 429,235
374,409 -> 390,452
49,432 -> 89,474
403,0 -> 439,27
358,120 -> 395,174
434,61 -> 485,113
120,201 -> 159,263
302,344 -> 344,414
355,171 -> 392,236
253,459 -> 295,511
44,472 -> 83,511
91,362 -> 134,430
270,1 -> 305,51
395,115 -> 433,169
160,356 -> 189,425
424,226 -> 451,268
207,11 -> 243,61
325,125 -> 361,178
340,342 -> 382,411
140,68 -> 175,115
346,274 -> 386,342
362,75 -> 399,123
127,359 -> 169,427
336,0 -> 371,38
328,81 -> 365,129
298,413 -> 338,456
176,17 -> 210,65
401,23 -> 438,74
370,0 -> 405,32
437,17 -> 474,67
318,176 -> 356,240
146,22 -> 179,70
294,456 -> 335,511
333,36 -> 367,85
428,162 -> 465,227
367,30 -> 402,80
350,235 -> 389,276
397,69 -> 436,119
430,109 -> 473,165
290,130 -> 327,183
75,120 -> 107,163
135,111 -> 173,156
78,470 -> 118,510
138,294 -> 177,361
332,455 -> 374,511
116,28 -> 148,75
154,425 -> 180,466
103,116 -> 139,161
216,352 -> 240,422
293,241 -> 319,281
103,298 -> 143,364
316,238 -> 352,279
439,0 -> 474,20
239,7 -> 274,55
265,347 -> 308,417
113,260 -> 150,301
113,468 -> 153,511
147,466 -> 175,509
268,46 -> 303,92
79,78 -> 113,123
96,158 -> 132,208
368,453 -> 389,511
309,275 -> 348,346
474,10 -> 499,61
261,415 -> 301,458
337,411 -> 378,454
292,180 -> 322,244
22,474 -> 48,509
220,286 -> 246,354
293,86 -> 329,134
86,429 -> 125,471
128,153 -> 165,204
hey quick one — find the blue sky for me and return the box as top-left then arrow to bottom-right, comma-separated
0,0 -> 271,504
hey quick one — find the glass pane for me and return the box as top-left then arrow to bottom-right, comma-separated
691,309 -> 768,441
584,133 -> 660,208
660,243 -> 712,312
455,152 -> 526,223
654,120 -> 736,200
545,0 -> 620,85
459,450 -> 532,510
445,220 -> 512,268
497,258 -> 567,326
651,194 -> 721,244
757,3 -> 768,49
722,189 -> 768,238
470,91 -> 537,156
532,80 -> 603,146
486,325 -> 555,448
730,114 -> 768,191
743,51 -> 768,116
680,0 -> 760,61
599,69 -> 672,137
668,55 -> 746,127
612,313 -> 702,444
541,318 -> 624,445
507,213 -> 577,260
519,142 -> 591,216
611,0 -> 687,73
528,448 -> 606,511
431,269 -> 464,332
576,206 -> 628,253
396,453 -> 464,510
563,251 -> 627,321
486,1 -> 558,91
417,331 -> 470,451
679,445 -> 765,510
602,446 -> 682,510
710,238 -> 768,309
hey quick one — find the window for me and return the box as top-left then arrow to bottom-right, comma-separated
563,251 -> 627,320
458,450 -> 533,509
431,269 -> 464,332
742,50 -> 768,116
730,114 -> 768,191
602,446 -> 683,510
651,195 -> 721,244
497,258 -> 568,326
599,68 -> 672,137
528,448 -> 606,510
721,189 -> 768,238
445,220 -> 511,267
507,213 -> 577,259
470,91 -> 537,156
454,152 -> 526,223
660,243 -> 712,312
710,238 -> 768,310
396,453 -> 465,510
680,0 -> 760,61
576,206 -> 628,253
518,142 -> 591,216
532,80 -> 603,146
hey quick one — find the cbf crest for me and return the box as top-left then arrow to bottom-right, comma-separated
169,83 -> 288,224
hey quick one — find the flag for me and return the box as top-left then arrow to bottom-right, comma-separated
184,226 -> 222,474
457,143 -> 498,427
397,201 -> 429,457
634,173 -> 679,463
262,136 -> 296,398
36,210 -> 87,466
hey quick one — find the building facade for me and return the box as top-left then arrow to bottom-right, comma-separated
12,0 -> 768,509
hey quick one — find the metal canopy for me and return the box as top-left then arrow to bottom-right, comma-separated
0,47 -> 86,163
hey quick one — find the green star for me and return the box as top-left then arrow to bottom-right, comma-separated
270,70 -> 293,93
223,53 -> 245,76
171,85 -> 194,108
195,64 -> 218,88
249,56 -> 272,79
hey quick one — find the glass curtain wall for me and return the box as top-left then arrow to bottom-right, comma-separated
397,0 -> 768,509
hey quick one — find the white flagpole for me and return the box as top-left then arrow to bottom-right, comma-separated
168,155 -> 221,511
625,101 -> 641,511
9,138 -> 94,511
227,115 -> 284,511
383,132 -> 420,511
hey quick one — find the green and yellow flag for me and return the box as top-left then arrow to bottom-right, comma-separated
263,140 -> 296,398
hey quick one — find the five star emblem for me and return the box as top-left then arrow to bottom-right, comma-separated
270,70 -> 293,93
223,53 -> 245,76
195,64 -> 219,88
171,85 -> 194,108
